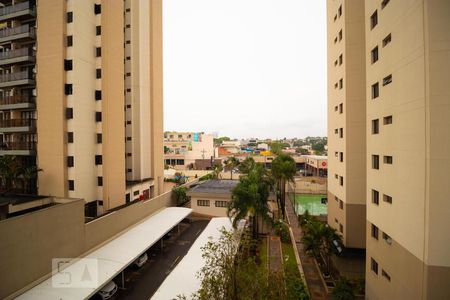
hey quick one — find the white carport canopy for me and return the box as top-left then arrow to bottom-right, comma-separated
17,207 -> 192,300
151,217 -> 233,300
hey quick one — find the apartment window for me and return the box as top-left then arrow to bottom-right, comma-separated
125,40 -> 131,45
126,8 -> 131,12
371,224 -> 379,240
372,119 -> 379,134
338,5 -> 342,17
197,200 -> 210,207
339,78 -> 343,89
97,176 -> 103,186
126,120 -> 131,125
371,82 -> 379,99
96,133 -> 102,143
334,218 -> 338,223
334,106 -> 338,112
383,115 -> 393,125
339,128 -> 343,138
338,54 -> 343,65
370,11 -> 378,29
126,137 -> 132,141
371,46 -> 379,64
95,90 -> 102,100
382,33 -> 392,47
371,258 -> 379,275
339,176 -> 344,186
127,168 -> 132,172
94,4 -> 101,14
65,83 -> 73,95
67,35 -> 73,47
334,82 -> 338,89
67,12 -> 73,23
335,174 -> 338,179
335,196 -> 338,202
68,180 -> 74,191
95,155 -> 102,165
384,156 -> 393,164
383,74 -> 392,86
95,112 -> 102,122
339,152 -> 343,162
215,201 -> 228,208
334,14 -> 337,22
382,232 -> 392,244
126,72 -> 131,77
339,224 -> 343,233
372,189 -> 379,205
334,37 -> 337,44
381,0 -> 391,9
96,68 -> 101,79
334,60 -> 338,66
96,47 -> 102,57
67,132 -> 74,143
96,25 -> 101,36
335,128 -> 338,134
126,24 -> 131,29
64,59 -> 73,71
339,200 -> 343,209
338,29 -> 342,41
176,159 -> 185,165
67,156 -> 74,167
66,108 -> 73,119
126,88 -> 131,93
339,103 -> 343,114
383,194 -> 392,204
372,155 -> 379,169
133,190 -> 139,196
382,270 -> 391,281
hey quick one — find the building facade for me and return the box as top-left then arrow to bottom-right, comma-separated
365,0 -> 450,299
164,131 -> 214,170
327,0 -> 367,250
0,0 -> 163,215
328,0 -> 450,298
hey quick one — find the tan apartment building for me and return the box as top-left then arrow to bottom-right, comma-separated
0,0 -> 163,216
364,0 -> 450,299
327,0 -> 367,250
164,131 -> 214,170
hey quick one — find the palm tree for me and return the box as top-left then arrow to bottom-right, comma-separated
238,157 -> 255,174
20,165 -> 42,194
271,153 -> 297,219
212,163 -> 223,179
224,156 -> 240,180
228,163 -> 271,239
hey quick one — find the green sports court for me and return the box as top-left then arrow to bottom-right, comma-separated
292,194 -> 327,216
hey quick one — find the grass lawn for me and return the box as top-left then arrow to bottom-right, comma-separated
281,242 -> 300,276
294,194 -> 327,216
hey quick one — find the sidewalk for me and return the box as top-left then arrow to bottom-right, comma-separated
267,236 -> 283,273
286,199 -> 332,300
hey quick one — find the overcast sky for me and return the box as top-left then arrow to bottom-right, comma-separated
163,0 -> 326,139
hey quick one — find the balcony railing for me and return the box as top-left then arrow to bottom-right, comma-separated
0,118 -> 36,128
0,24 -> 35,39
0,141 -> 36,151
0,2 -> 33,17
0,95 -> 35,106
0,71 -> 34,83
0,47 -> 33,60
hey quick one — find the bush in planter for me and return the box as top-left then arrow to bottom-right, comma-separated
274,220 -> 291,243
332,277 -> 355,300
172,186 -> 189,206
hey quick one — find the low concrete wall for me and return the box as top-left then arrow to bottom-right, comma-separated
0,199 -> 86,299
84,190 -> 173,250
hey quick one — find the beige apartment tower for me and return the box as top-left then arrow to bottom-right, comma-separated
0,0 -> 163,216
328,0 -> 450,299
327,0 -> 367,249
365,0 -> 450,299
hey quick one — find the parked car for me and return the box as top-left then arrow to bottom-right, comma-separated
134,253 -> 148,268
97,281 -> 118,300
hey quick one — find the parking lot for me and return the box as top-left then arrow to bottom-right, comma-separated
92,219 -> 209,300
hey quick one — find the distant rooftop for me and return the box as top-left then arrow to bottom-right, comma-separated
304,155 -> 327,160
188,179 -> 238,194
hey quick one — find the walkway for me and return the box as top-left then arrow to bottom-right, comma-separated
267,236 -> 283,273
285,199 -> 332,300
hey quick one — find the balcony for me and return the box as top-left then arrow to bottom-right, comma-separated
0,47 -> 35,66
0,118 -> 36,133
0,95 -> 35,110
0,141 -> 36,155
0,1 -> 36,22
0,24 -> 35,44
0,71 -> 35,88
